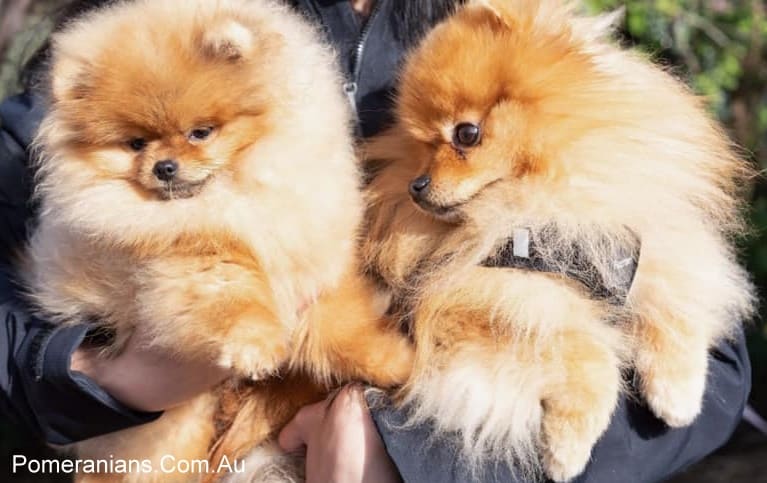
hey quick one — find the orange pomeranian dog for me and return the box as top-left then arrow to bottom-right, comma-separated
22,0 -> 412,481
363,0 -> 755,480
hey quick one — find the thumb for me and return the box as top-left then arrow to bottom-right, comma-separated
277,416 -> 306,453
278,401 -> 326,452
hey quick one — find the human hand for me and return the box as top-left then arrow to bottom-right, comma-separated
70,329 -> 230,412
278,384 -> 402,483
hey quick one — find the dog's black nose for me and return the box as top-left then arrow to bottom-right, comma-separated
409,175 -> 431,198
153,160 -> 179,182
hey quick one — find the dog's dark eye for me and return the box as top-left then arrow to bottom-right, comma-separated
188,127 -> 214,143
453,123 -> 482,148
128,138 -> 147,152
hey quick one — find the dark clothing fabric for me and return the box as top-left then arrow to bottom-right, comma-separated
296,0 -> 404,137
0,0 -> 752,481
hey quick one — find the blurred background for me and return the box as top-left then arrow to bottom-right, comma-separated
1,0 -> 766,481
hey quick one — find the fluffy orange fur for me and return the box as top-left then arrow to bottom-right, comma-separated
24,1 -> 412,481
362,0 -> 755,481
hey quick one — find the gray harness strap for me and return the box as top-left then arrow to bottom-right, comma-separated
482,227 -> 641,305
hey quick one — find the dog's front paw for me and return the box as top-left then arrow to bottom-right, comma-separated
641,367 -> 705,428
217,343 -> 284,380
543,447 -> 591,483
637,342 -> 708,428
367,336 -> 415,388
542,428 -> 594,482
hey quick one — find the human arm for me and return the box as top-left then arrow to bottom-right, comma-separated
0,295 -> 163,445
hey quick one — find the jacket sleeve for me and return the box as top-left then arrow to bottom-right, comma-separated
370,329 -> 750,483
0,93 -> 161,445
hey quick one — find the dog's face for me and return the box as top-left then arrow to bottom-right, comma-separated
47,7 -> 284,201
394,1 -> 619,223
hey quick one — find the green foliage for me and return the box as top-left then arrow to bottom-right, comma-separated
0,1 -> 60,101
0,23 -> 51,100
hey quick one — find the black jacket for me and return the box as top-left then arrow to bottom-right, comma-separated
0,1 -> 751,481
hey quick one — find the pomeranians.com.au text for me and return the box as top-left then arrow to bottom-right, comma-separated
11,454 -> 244,476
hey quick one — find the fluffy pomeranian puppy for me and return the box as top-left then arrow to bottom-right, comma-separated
362,0 -> 755,480
24,0 -> 412,481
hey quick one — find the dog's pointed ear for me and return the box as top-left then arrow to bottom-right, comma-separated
200,19 -> 254,61
572,6 -> 625,42
50,52 -> 92,103
594,6 -> 626,36
462,0 -> 510,30
465,0 -> 504,19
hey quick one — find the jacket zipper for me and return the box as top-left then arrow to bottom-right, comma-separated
344,0 -> 384,112
303,0 -> 384,112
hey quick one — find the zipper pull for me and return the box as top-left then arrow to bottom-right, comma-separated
344,81 -> 358,113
